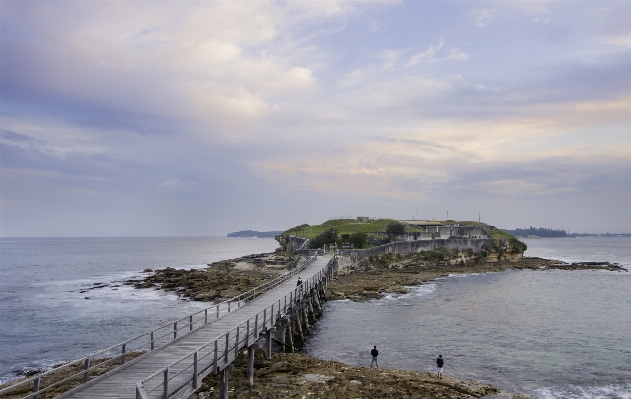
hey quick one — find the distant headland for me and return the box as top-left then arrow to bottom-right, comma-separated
227,230 -> 284,238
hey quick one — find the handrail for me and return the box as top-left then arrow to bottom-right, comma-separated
0,253 -> 322,399
137,254 -> 335,399
139,255 -> 319,385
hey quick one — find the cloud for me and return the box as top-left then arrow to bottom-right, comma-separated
599,34 -> 631,46
471,9 -> 496,27
406,41 -> 469,66
524,5 -> 552,15
408,41 -> 444,64
0,1 -> 344,139
2,1 -> 631,235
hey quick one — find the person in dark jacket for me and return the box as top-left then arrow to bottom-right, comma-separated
370,346 -> 379,370
296,277 -> 302,286
436,355 -> 444,379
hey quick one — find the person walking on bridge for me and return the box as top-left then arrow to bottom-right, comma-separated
296,277 -> 302,286
370,346 -> 379,370
436,355 -> 444,379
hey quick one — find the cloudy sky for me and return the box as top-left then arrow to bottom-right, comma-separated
1,1 -> 630,237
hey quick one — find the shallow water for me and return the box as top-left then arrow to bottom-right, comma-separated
0,237 -> 279,382
304,237 -> 631,399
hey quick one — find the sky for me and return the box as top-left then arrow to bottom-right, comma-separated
1,0 -> 630,237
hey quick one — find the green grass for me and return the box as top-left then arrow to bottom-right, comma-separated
288,218 -> 422,240
485,229 -> 514,239
283,218 -> 517,241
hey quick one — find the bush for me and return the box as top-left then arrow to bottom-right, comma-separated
510,238 -> 527,253
420,247 -> 453,261
350,232 -> 368,249
308,227 -> 339,249
370,235 -> 391,246
386,222 -> 405,236
370,252 -> 400,266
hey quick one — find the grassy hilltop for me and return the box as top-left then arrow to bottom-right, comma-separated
284,218 -> 421,240
280,218 -> 516,249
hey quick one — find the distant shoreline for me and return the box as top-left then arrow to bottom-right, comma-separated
227,230 -> 283,238
519,234 -> 631,238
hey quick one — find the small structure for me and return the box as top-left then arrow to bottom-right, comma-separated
356,216 -> 370,223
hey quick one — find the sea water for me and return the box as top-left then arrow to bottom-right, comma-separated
0,237 -> 280,383
304,237 -> 631,399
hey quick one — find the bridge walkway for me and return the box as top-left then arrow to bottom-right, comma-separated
64,255 -> 333,399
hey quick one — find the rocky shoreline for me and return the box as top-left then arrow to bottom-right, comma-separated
326,255 -> 626,301
126,251 -> 626,303
193,351 -> 500,399
121,250 -> 626,399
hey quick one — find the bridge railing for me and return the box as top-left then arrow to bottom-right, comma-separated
137,255 -> 335,399
0,253 -> 321,399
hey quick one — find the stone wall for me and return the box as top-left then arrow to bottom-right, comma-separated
389,225 -> 489,241
334,238 -> 517,275
286,236 -> 309,252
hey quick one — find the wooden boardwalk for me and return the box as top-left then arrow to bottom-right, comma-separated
61,255 -> 333,399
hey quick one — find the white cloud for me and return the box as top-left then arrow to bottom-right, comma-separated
525,5 -> 552,15
471,9 -> 496,27
408,41 -> 444,65
407,41 -> 468,65
382,50 -> 400,69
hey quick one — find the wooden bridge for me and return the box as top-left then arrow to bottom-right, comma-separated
1,254 -> 335,399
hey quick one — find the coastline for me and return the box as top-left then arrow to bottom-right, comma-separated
125,250 -> 625,399
3,244 -> 625,398
194,351 -> 500,399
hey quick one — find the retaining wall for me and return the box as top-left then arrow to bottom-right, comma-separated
286,236 -> 309,252
334,238 -> 512,274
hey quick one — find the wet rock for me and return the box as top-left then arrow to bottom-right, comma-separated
195,352 -> 500,399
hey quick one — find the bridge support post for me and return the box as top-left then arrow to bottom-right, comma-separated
295,310 -> 305,342
220,364 -> 234,399
247,343 -> 258,387
280,321 -> 286,353
287,324 -> 294,353
303,307 -> 311,330
264,328 -> 275,359
313,292 -> 323,313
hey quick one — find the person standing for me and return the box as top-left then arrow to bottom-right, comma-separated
370,346 -> 379,370
296,277 -> 302,286
436,355 -> 444,379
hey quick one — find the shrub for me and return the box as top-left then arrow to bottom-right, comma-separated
308,227 -> 339,249
370,235 -> 391,246
420,247 -> 453,261
510,238 -> 527,253
350,232 -> 368,249
371,253 -> 400,266
386,222 -> 405,236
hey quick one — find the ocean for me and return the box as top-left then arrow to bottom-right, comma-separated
1,237 -> 630,399
304,237 -> 631,399
0,237 -> 280,383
